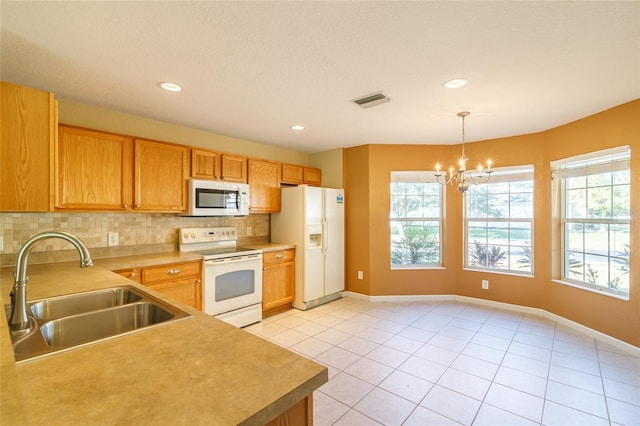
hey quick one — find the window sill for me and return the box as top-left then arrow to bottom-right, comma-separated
551,279 -> 630,301
463,267 -> 533,278
391,266 -> 446,271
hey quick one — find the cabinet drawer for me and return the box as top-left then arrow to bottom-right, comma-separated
263,249 -> 294,266
114,268 -> 141,283
141,261 -> 201,285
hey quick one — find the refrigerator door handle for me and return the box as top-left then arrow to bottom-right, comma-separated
321,218 -> 328,253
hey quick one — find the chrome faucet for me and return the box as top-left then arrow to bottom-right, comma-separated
8,231 -> 93,335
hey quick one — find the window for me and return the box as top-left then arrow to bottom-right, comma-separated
552,146 -> 630,297
390,171 -> 443,268
464,166 -> 534,275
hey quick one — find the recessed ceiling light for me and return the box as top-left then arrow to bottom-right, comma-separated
290,125 -> 305,131
443,78 -> 469,89
158,82 -> 183,92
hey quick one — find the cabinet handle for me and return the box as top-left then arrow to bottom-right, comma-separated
275,254 -> 284,259
123,204 -> 128,209
129,272 -> 136,278
166,269 -> 181,275
135,204 -> 141,209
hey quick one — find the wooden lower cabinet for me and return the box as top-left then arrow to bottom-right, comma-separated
262,248 -> 295,317
265,395 -> 313,426
114,260 -> 202,310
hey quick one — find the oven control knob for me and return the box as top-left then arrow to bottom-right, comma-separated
190,232 -> 196,239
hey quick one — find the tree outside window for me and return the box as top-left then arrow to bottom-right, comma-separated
558,152 -> 630,295
465,167 -> 534,275
390,172 -> 442,268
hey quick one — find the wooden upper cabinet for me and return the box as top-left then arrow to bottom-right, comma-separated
134,139 -> 189,212
56,126 -> 133,210
303,167 -> 321,186
1,82 -> 56,212
191,148 -> 220,180
191,149 -> 247,183
281,163 -> 304,184
281,163 -> 322,186
221,154 -> 247,182
248,159 -> 281,213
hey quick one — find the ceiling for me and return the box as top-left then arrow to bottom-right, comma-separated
1,1 -> 638,154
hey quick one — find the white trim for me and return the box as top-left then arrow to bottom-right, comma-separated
551,145 -> 630,179
342,291 -> 639,357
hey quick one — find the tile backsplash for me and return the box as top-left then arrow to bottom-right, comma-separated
0,212 -> 269,267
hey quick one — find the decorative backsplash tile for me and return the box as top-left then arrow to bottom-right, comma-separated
0,212 -> 269,266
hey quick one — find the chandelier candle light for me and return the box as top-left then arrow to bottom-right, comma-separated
435,111 -> 493,194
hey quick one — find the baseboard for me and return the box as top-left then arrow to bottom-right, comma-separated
342,291 -> 640,357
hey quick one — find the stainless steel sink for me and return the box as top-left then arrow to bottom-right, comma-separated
30,287 -> 143,320
41,302 -> 175,347
6,286 -> 192,363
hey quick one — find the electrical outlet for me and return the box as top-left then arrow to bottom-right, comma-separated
107,232 -> 119,247
246,227 -> 253,236
482,279 -> 489,290
357,271 -> 363,280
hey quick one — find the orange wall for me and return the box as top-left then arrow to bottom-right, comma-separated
344,99 -> 639,346
543,100 -> 640,346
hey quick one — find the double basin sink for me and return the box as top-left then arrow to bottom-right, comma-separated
5,285 -> 192,363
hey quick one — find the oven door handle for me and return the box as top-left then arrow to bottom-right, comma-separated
204,254 -> 262,265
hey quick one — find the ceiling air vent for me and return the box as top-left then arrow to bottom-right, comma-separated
352,92 -> 391,109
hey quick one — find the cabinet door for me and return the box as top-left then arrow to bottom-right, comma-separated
262,249 -> 295,315
134,139 -> 188,211
220,154 -> 247,182
303,167 -> 322,186
139,260 -> 202,310
57,126 -> 133,210
191,148 -> 220,180
281,163 -> 303,184
1,82 -> 55,212
248,159 -> 281,213
147,278 -> 202,310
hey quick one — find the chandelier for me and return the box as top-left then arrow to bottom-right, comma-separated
435,111 -> 493,194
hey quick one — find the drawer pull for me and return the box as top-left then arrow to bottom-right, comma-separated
166,269 -> 181,275
275,254 -> 284,259
129,272 -> 136,278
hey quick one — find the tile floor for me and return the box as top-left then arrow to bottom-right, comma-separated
246,297 -> 640,426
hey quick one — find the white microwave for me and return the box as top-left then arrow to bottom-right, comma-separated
184,179 -> 250,216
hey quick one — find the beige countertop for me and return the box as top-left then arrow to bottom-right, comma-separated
240,242 -> 296,253
0,252 -> 326,425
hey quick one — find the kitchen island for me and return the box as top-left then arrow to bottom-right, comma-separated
1,256 -> 327,425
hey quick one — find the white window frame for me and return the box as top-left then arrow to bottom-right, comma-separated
464,165 -> 534,276
551,146 -> 631,298
390,171 -> 444,269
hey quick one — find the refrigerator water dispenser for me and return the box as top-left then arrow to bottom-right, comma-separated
307,224 -> 322,248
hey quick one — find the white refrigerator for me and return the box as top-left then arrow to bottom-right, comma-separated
271,185 -> 345,310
